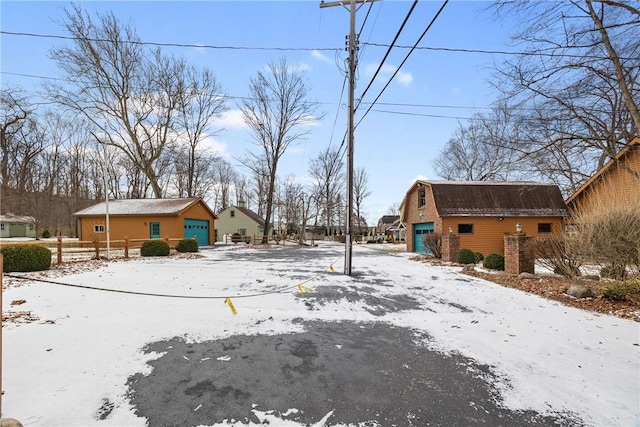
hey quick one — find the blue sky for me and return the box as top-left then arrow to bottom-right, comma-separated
1,1 -> 515,224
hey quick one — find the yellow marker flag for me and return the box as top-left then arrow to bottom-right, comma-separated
297,284 -> 311,297
224,298 -> 237,316
329,264 -> 335,272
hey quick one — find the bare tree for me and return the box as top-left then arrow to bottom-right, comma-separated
240,58 -> 323,243
0,87 -> 33,209
309,146 -> 344,234
490,0 -> 639,188
173,66 -> 228,197
353,167 -> 371,239
48,5 -> 225,198
433,117 -> 519,181
209,158 -> 237,211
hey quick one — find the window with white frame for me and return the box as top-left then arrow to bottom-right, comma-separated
94,224 -> 105,233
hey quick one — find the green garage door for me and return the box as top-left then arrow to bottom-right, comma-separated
184,219 -> 210,246
414,222 -> 434,253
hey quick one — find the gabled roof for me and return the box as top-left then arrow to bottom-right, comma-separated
0,214 -> 36,224
378,215 -> 399,225
566,138 -> 640,206
74,198 -> 217,219
236,206 -> 265,227
221,205 -> 265,227
408,180 -> 568,217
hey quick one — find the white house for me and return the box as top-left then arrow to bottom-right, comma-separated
0,214 -> 37,238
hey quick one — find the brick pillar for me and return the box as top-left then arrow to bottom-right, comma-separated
441,233 -> 460,262
504,234 -> 534,275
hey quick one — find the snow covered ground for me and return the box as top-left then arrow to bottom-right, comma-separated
2,241 -> 639,426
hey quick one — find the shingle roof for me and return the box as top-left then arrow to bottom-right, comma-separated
378,215 -> 400,225
74,198 -> 205,216
235,206 -> 265,227
425,181 -> 569,217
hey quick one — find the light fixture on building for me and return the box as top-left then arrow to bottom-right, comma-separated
515,222 -> 522,234
419,213 -> 424,219
448,226 -> 453,234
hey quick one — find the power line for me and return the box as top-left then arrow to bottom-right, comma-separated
361,42 -> 638,61
356,0 -> 450,128
0,30 -> 340,52
356,0 -> 419,111
5,29 -> 634,61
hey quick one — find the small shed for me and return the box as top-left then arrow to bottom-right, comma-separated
74,198 -> 217,247
401,180 -> 569,255
0,214 -> 37,238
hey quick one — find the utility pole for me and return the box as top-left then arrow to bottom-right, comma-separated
320,0 -> 375,275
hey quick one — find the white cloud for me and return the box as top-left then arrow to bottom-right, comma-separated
365,63 -> 413,87
213,109 -> 246,130
200,135 -> 230,158
311,50 -> 332,64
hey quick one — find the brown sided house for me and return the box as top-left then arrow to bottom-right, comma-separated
74,198 -> 217,247
566,137 -> 640,214
401,181 -> 569,255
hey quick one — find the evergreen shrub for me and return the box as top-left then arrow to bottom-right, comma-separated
456,248 -> 476,264
483,253 -> 505,270
1,244 -> 52,272
140,240 -> 170,257
601,281 -> 638,301
176,238 -> 198,253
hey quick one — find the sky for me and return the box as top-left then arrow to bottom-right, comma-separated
0,1 -> 516,224
2,242 -> 639,426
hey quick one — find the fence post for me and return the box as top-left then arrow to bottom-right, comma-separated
124,236 -> 129,259
57,235 -> 63,265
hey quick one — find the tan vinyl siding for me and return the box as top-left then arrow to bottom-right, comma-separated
569,147 -> 640,214
441,217 -> 563,256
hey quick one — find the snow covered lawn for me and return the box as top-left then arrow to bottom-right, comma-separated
2,242 -> 639,426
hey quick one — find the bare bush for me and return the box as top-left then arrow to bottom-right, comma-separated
573,205 -> 640,279
531,234 -> 582,278
422,232 -> 442,259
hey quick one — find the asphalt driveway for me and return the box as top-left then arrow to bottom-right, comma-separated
125,245 -> 579,426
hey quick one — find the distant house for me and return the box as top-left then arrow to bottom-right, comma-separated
566,137 -> 640,214
216,200 -> 265,242
0,214 -> 37,238
376,215 -> 399,235
374,215 -> 405,241
74,198 -> 217,246
401,180 -> 569,255
387,218 -> 406,242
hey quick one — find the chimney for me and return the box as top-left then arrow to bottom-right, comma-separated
238,200 -> 246,208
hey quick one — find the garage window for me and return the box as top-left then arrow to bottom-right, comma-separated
458,224 -> 474,234
94,224 -> 105,233
538,223 -> 552,233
